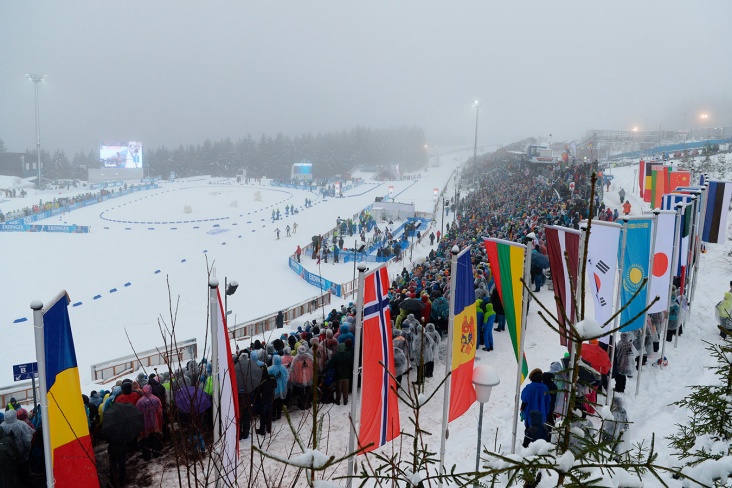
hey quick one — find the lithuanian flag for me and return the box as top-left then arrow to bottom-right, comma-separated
43,293 -> 99,487
448,247 -> 477,421
484,238 -> 529,381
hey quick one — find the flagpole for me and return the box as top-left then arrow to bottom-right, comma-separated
31,299 -> 54,488
683,194 -> 699,301
438,245 -> 460,485
565,225 -> 587,417
689,185 -> 708,307
511,237 -> 533,454
636,211 -> 659,397
660,205 -> 683,366
605,219 -> 629,406
208,278 -> 224,487
346,263 -> 367,488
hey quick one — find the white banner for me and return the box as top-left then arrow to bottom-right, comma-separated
583,221 -> 622,332
648,211 -> 676,313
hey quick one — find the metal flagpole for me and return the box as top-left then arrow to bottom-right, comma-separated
683,194 -> 699,309
636,211 -> 659,397
660,205 -> 683,366
605,219 -> 629,405
511,238 -> 533,454
689,185 -> 708,306
346,263 -> 368,488
208,277 -> 223,487
31,299 -> 54,488
438,245 -> 460,485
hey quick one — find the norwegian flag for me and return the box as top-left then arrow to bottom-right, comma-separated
358,265 -> 400,453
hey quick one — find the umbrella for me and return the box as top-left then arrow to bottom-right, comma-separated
399,298 -> 424,313
103,402 -> 143,444
581,343 -> 612,375
531,251 -> 549,270
174,385 -> 212,414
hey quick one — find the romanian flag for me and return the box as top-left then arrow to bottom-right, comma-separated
484,238 -> 529,381
43,293 -> 99,487
448,247 -> 477,422
358,265 -> 400,453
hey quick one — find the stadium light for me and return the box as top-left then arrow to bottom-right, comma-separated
27,74 -> 46,190
472,100 -> 480,187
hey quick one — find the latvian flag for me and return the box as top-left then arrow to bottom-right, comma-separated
544,226 -> 580,347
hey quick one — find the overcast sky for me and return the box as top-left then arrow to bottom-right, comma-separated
1,1 -> 730,155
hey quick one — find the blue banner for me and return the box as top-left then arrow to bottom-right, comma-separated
620,217 -> 653,331
5,184 -> 157,225
0,223 -> 90,233
289,257 -> 343,297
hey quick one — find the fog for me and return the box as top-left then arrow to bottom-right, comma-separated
1,1 -> 730,154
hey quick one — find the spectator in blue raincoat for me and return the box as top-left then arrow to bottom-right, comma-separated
520,368 -> 551,428
268,355 -> 289,421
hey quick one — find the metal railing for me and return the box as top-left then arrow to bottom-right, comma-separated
89,338 -> 198,383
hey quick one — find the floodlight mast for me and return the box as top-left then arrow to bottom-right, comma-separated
27,74 -> 46,190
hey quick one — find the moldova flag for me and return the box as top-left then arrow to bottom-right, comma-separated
448,247 -> 477,421
358,265 -> 400,453
43,293 -> 99,487
484,238 -> 529,381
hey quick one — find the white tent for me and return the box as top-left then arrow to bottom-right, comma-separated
0,175 -> 35,191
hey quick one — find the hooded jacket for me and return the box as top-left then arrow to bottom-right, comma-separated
0,410 -> 33,460
235,353 -> 264,395
289,346 -> 314,387
268,355 -> 289,400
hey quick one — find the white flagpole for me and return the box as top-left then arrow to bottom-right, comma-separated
683,194 -> 699,306
605,219 -> 629,405
208,278 -> 224,487
438,245 -> 460,485
660,205 -> 683,365
346,263 -> 368,488
689,185 -> 708,306
31,299 -> 54,488
511,237 -> 533,454
636,211 -> 659,397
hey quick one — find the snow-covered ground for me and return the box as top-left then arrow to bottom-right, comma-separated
2,154 -> 730,485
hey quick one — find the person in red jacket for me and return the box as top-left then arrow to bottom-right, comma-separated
420,293 -> 432,325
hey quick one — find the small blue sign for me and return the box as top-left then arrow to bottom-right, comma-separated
13,362 -> 38,382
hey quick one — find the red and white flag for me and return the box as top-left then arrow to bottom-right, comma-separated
648,211 -> 676,313
358,266 -> 400,453
583,221 -> 622,342
216,288 -> 240,483
544,226 -> 580,347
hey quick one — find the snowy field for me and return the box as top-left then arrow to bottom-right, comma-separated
2,154 -> 730,485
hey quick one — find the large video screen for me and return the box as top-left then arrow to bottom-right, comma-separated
100,141 -> 143,168
293,163 -> 312,175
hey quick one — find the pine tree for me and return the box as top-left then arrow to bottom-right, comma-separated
667,337 -> 732,467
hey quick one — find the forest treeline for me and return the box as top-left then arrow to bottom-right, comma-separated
7,126 -> 428,181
